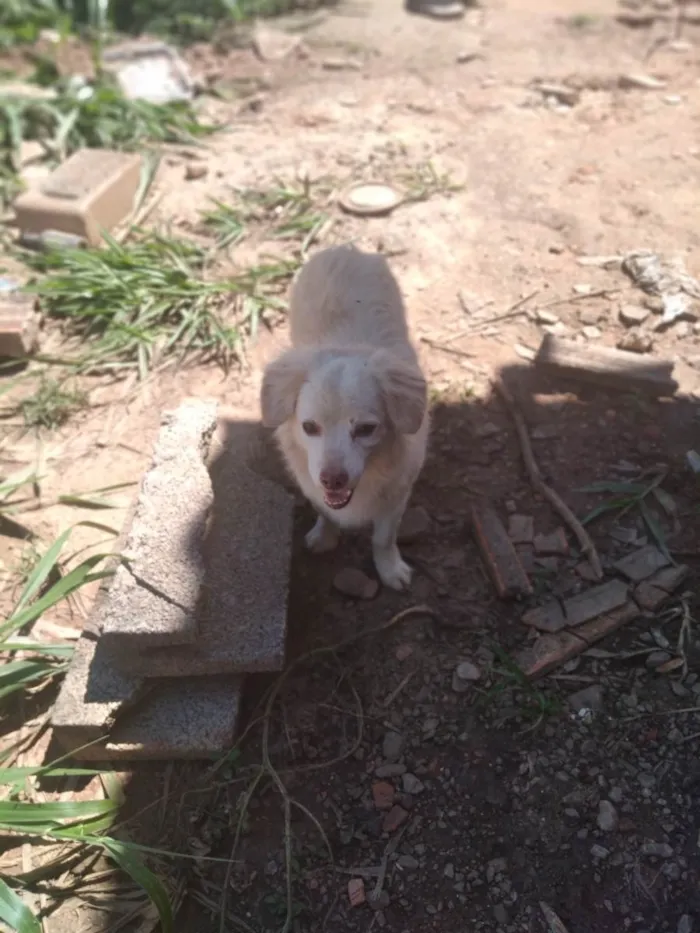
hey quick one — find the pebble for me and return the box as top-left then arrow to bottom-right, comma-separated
677,916 -> 693,933
333,567 -> 378,599
597,800 -> 619,832
444,863 -> 455,879
536,309 -> 560,325
618,330 -> 653,354
383,805 -> 409,833
375,763 -> 406,778
642,841 -> 674,859
493,904 -> 509,925
591,844 -> 610,860
398,506 -> 431,543
185,162 -> 208,180
383,731 -> 404,762
569,684 -> 604,713
452,660 -> 481,693
372,781 -> 395,810
619,72 -> 666,90
582,325 -> 602,340
402,773 -> 425,795
397,854 -> 419,870
619,304 -> 650,327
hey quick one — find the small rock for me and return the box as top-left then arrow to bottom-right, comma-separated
372,781 -> 395,810
573,283 -> 592,295
619,72 -> 666,90
402,773 -> 425,795
397,854 -> 419,870
642,841 -> 674,858
493,904 -> 509,925
333,567 -> 378,600
643,294 -> 665,314
591,844 -> 610,859
398,506 -> 431,543
185,163 -> 208,181
646,649 -> 672,669
508,514 -> 534,543
383,805 -> 409,833
444,863 -> 455,879
368,889 -> 390,910
534,527 -> 569,556
618,330 -> 653,354
677,915 -> 693,933
619,304 -> 650,327
348,878 -> 365,907
569,684 -> 604,713
451,660 -> 481,695
597,800 -> 619,833
383,731 -> 404,762
536,308 -> 560,325
582,325 -> 602,340
252,23 -> 301,61
395,644 -> 413,662
375,763 -> 406,778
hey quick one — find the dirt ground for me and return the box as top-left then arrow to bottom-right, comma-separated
3,0 -> 700,929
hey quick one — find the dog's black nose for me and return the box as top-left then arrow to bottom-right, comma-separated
320,469 -> 349,491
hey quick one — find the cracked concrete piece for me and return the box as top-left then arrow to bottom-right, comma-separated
89,677 -> 242,761
563,579 -> 629,627
614,544 -> 669,582
127,416 -> 294,676
101,398 -> 218,648
51,631 -> 148,748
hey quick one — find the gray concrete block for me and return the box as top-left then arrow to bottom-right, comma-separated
59,677 -> 243,761
126,415 -> 294,676
51,630 -> 148,748
100,398 -> 218,648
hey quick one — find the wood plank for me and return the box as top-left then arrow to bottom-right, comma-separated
535,334 -> 678,396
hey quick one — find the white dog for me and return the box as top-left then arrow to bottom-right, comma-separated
260,244 -> 429,590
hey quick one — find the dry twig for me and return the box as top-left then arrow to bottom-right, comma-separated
493,376 -> 603,580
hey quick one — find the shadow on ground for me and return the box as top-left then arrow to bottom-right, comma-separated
31,361 -> 700,933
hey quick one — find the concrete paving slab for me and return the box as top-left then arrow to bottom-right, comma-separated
100,398 -> 218,649
127,415 -> 294,676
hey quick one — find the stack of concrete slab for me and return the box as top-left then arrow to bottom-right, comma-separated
51,399 -> 295,761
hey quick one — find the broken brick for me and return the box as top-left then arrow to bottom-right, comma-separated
372,781 -> 395,811
0,287 -> 40,359
471,504 -> 533,599
634,564 -> 689,611
534,527 -> 569,556
348,878 -> 366,907
517,602 -> 639,679
383,805 -> 409,833
508,514 -> 534,544
522,600 -> 567,633
564,579 -> 629,627
614,544 -> 669,582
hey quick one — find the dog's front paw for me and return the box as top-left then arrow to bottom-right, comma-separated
305,516 -> 340,553
374,547 -> 413,591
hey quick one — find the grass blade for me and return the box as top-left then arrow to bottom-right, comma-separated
0,878 -> 40,933
99,837 -> 174,933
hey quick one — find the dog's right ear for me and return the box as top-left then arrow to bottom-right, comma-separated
260,348 -> 316,429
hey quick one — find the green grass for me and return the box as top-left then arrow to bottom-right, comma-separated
19,376 -> 89,428
27,232 -> 241,376
0,522 -> 176,932
202,177 -> 332,254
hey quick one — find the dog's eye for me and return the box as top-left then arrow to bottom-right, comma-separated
353,422 -> 377,439
302,420 -> 321,436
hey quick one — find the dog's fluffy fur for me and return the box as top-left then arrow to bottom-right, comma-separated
260,244 -> 429,590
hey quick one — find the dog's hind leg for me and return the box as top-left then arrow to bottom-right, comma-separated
372,501 -> 412,590
305,514 -> 340,553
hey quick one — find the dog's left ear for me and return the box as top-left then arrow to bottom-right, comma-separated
372,350 -> 427,435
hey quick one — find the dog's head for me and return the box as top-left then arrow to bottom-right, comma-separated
261,347 -> 427,510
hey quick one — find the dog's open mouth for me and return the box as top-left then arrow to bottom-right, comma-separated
323,488 -> 354,510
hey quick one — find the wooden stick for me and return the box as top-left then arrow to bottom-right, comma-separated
493,376 -> 604,580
